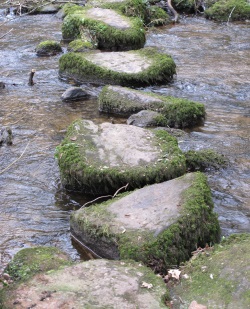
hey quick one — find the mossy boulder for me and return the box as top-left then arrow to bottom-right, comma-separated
1,259 -> 168,309
99,85 -> 205,128
55,120 -> 186,195
87,0 -> 171,26
35,40 -> 62,56
205,0 -> 250,22
127,110 -> 163,127
3,247 -> 71,282
172,233 -> 250,308
59,47 -> 176,86
71,172 -> 220,273
62,6 -> 145,51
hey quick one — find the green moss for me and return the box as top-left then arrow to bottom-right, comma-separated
68,39 -> 95,52
61,7 -> 145,50
59,47 -> 176,86
99,86 -> 204,128
172,0 -> 194,12
172,233 -> 250,307
36,40 -> 62,56
61,3 -> 85,16
56,123 -> 186,195
4,247 -> 71,282
205,0 -> 250,21
184,149 -> 228,171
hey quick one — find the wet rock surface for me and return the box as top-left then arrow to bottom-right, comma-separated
61,86 -> 90,101
2,259 -> 167,309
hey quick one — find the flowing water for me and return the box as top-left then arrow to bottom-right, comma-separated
0,12 -> 249,272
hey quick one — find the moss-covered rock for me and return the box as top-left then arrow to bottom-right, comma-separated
35,40 -> 62,56
88,0 -> 171,26
184,149 -> 228,172
1,259 -> 168,309
172,233 -> 250,308
4,247 -> 71,282
71,172 -> 220,274
99,85 -> 205,128
205,0 -> 250,22
59,47 -> 176,86
62,6 -> 145,51
55,120 -> 186,195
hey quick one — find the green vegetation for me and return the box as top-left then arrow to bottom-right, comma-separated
205,0 -> 250,21
4,247 -> 71,282
59,47 -> 176,86
36,40 -> 62,56
173,233 -> 250,307
184,149 -> 227,171
55,124 -> 186,195
68,39 -> 96,52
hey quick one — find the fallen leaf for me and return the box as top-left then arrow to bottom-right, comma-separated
141,281 -> 153,289
168,269 -> 181,280
70,136 -> 77,141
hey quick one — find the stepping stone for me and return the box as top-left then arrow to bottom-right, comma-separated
59,47 -> 176,86
2,259 -> 168,309
71,172 -> 220,272
56,120 -> 186,195
62,7 -> 145,51
99,85 -> 205,128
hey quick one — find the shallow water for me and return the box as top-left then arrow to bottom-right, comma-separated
0,13 -> 249,271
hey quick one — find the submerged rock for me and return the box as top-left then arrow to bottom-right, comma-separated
99,85 -> 205,128
56,120 -> 186,195
0,127 -> 13,146
1,259 -> 168,309
71,172 -> 220,273
59,47 -> 176,86
172,234 -> 250,308
0,82 -> 5,89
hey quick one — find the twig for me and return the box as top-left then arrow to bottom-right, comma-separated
80,183 -> 129,209
0,141 -> 30,175
0,28 -> 13,39
227,6 -> 235,25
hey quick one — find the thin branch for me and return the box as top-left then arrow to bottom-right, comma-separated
0,141 -> 30,175
80,183 -> 129,209
227,6 -> 235,25
0,28 -> 13,39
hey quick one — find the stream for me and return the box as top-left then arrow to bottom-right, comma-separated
0,12 -> 249,272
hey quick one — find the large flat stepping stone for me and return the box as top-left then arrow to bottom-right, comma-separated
56,120 -> 186,195
71,172 -> 220,273
62,6 -> 145,50
59,47 -> 176,86
2,259 -> 168,309
99,85 -> 205,128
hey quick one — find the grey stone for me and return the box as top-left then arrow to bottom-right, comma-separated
61,86 -> 90,101
3,259 -> 167,309
127,110 -> 162,127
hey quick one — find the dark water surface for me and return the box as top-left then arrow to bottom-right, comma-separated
0,13 -> 249,272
